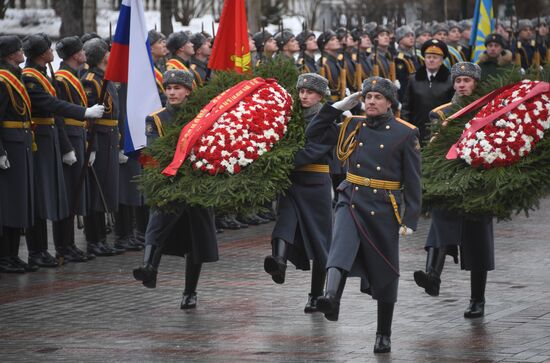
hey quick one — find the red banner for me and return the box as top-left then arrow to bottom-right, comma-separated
162,77 -> 271,176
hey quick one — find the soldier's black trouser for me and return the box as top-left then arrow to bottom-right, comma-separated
84,211 -> 107,244
1,227 -> 21,257
115,204 -> 133,239
25,216 -> 49,253
52,217 -> 74,252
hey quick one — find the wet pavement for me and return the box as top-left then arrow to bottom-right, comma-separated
1,198 -> 549,362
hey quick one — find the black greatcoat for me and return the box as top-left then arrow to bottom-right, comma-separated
23,61 -> 87,221
82,67 -> 120,212
0,62 -> 34,228
307,104 -> 422,303
401,65 -> 453,144
271,104 -> 333,270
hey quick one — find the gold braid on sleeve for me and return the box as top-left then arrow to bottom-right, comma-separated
336,116 -> 361,162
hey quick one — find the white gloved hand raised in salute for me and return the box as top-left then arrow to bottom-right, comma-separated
331,92 -> 362,111
62,150 -> 77,165
84,104 -> 105,119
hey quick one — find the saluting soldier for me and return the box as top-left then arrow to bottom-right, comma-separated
0,36 -> 35,273
296,29 -> 318,73
133,70 -> 219,310
189,32 -> 212,87
306,77 -> 421,353
81,38 -> 121,257
22,33 -> 105,269
51,36 -> 99,263
317,30 -> 346,101
394,25 -> 422,102
264,73 -> 333,313
148,29 -> 168,106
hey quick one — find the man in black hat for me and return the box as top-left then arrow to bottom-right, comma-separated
252,30 -> 278,66
306,77 -> 421,354
296,29 -> 318,73
0,35 -> 35,273
81,38 -> 122,257
166,31 -> 197,90
148,29 -> 168,106
274,29 -> 299,63
367,25 -> 395,81
478,33 -> 515,81
134,69 -> 219,310
189,32 -> 211,87
21,33 -> 105,268
401,39 -> 454,145
341,29 -> 361,93
317,30 -> 346,101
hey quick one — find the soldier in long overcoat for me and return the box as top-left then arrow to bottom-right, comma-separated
22,33 -> 104,268
413,62 -> 494,319
133,70 -> 218,310
0,36 -> 34,273
306,77 -> 421,354
264,73 -> 333,313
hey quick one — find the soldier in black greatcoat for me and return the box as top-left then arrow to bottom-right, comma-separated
306,77 -> 421,354
296,29 -> 318,74
264,73 -> 333,313
511,19 -> 547,70
413,62 -> 494,319
148,29 -> 168,106
81,38 -> 121,257
393,26 -> 421,102
317,30 -> 346,102
189,32 -> 211,87
133,70 -> 218,310
0,36 -> 35,273
22,34 -> 105,268
477,33 -> 515,81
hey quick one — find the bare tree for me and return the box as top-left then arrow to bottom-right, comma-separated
0,0 -> 9,20
173,0 -> 210,26
288,0 -> 323,29
56,0 -> 84,37
160,0 -> 173,35
82,0 -> 96,34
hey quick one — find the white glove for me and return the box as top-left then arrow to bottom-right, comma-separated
88,151 -> 96,166
62,150 -> 77,165
393,79 -> 401,90
118,150 -> 129,164
399,225 -> 414,236
0,154 -> 10,169
84,104 -> 105,119
332,92 -> 362,111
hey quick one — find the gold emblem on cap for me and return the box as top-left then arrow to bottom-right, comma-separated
372,80 -> 377,85
461,65 -> 465,70
303,78 -> 307,83
171,73 -> 175,77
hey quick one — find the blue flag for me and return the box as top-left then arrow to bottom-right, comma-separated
470,0 -> 495,62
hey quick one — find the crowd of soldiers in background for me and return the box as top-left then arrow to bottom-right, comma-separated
0,14 -> 548,274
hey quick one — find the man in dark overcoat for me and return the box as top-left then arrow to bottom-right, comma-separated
413,62 -> 494,319
264,73 -> 333,313
0,36 -> 35,273
22,33 -> 105,268
133,69 -> 218,310
306,77 -> 421,354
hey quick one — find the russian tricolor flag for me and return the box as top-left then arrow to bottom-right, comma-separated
105,0 -> 161,152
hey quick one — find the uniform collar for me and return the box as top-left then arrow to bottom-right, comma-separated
366,110 -> 393,128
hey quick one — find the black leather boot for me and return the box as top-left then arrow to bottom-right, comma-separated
264,238 -> 289,284
373,301 -> 394,353
413,247 -> 447,296
304,259 -> 326,313
133,244 -> 161,288
464,270 -> 487,318
316,267 -> 347,321
181,255 -> 201,309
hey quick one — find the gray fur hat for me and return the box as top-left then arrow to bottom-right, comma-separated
459,19 -> 472,30
415,25 -> 431,37
148,29 -> 165,45
431,22 -> 449,35
166,31 -> 190,53
395,25 -> 414,42
83,38 -> 109,67
22,33 -> 51,59
295,29 -> 315,49
252,30 -> 273,53
451,62 -> 481,82
0,35 -> 22,58
190,33 -> 207,52
56,36 -> 83,60
274,30 -> 295,50
447,20 -> 463,32
362,76 -> 398,109
518,19 -> 533,32
296,73 -> 329,96
81,32 -> 101,44
163,69 -> 194,90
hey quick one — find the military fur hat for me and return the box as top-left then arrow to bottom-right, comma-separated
459,19 -> 472,30
163,69 -> 194,90
451,62 -> 481,82
295,30 -> 315,49
447,20 -> 463,32
431,22 -> 449,35
166,31 -> 190,53
83,38 -> 109,67
190,33 -> 208,52
296,73 -> 330,96
148,29 -> 166,45
22,33 -> 51,59
395,25 -> 414,43
80,32 -> 101,45
350,28 -> 365,42
364,22 -> 377,37
518,19 -> 533,32
362,76 -> 399,109
335,27 -> 349,41
252,30 -> 273,53
421,39 -> 449,58
0,35 -> 22,58
274,30 -> 295,50
484,33 -> 506,48
56,36 -> 83,60
415,25 -> 431,38
370,25 -> 390,40
317,30 -> 337,50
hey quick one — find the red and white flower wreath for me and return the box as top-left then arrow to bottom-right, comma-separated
188,82 -> 293,175
456,80 -> 550,169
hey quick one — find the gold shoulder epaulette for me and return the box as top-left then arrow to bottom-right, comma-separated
85,73 -> 95,81
337,54 -> 344,61
517,41 -> 522,49
431,102 -> 453,114
149,107 -> 166,117
395,117 -> 416,129
190,64 -> 197,70
397,52 -> 405,60
352,53 -> 357,62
